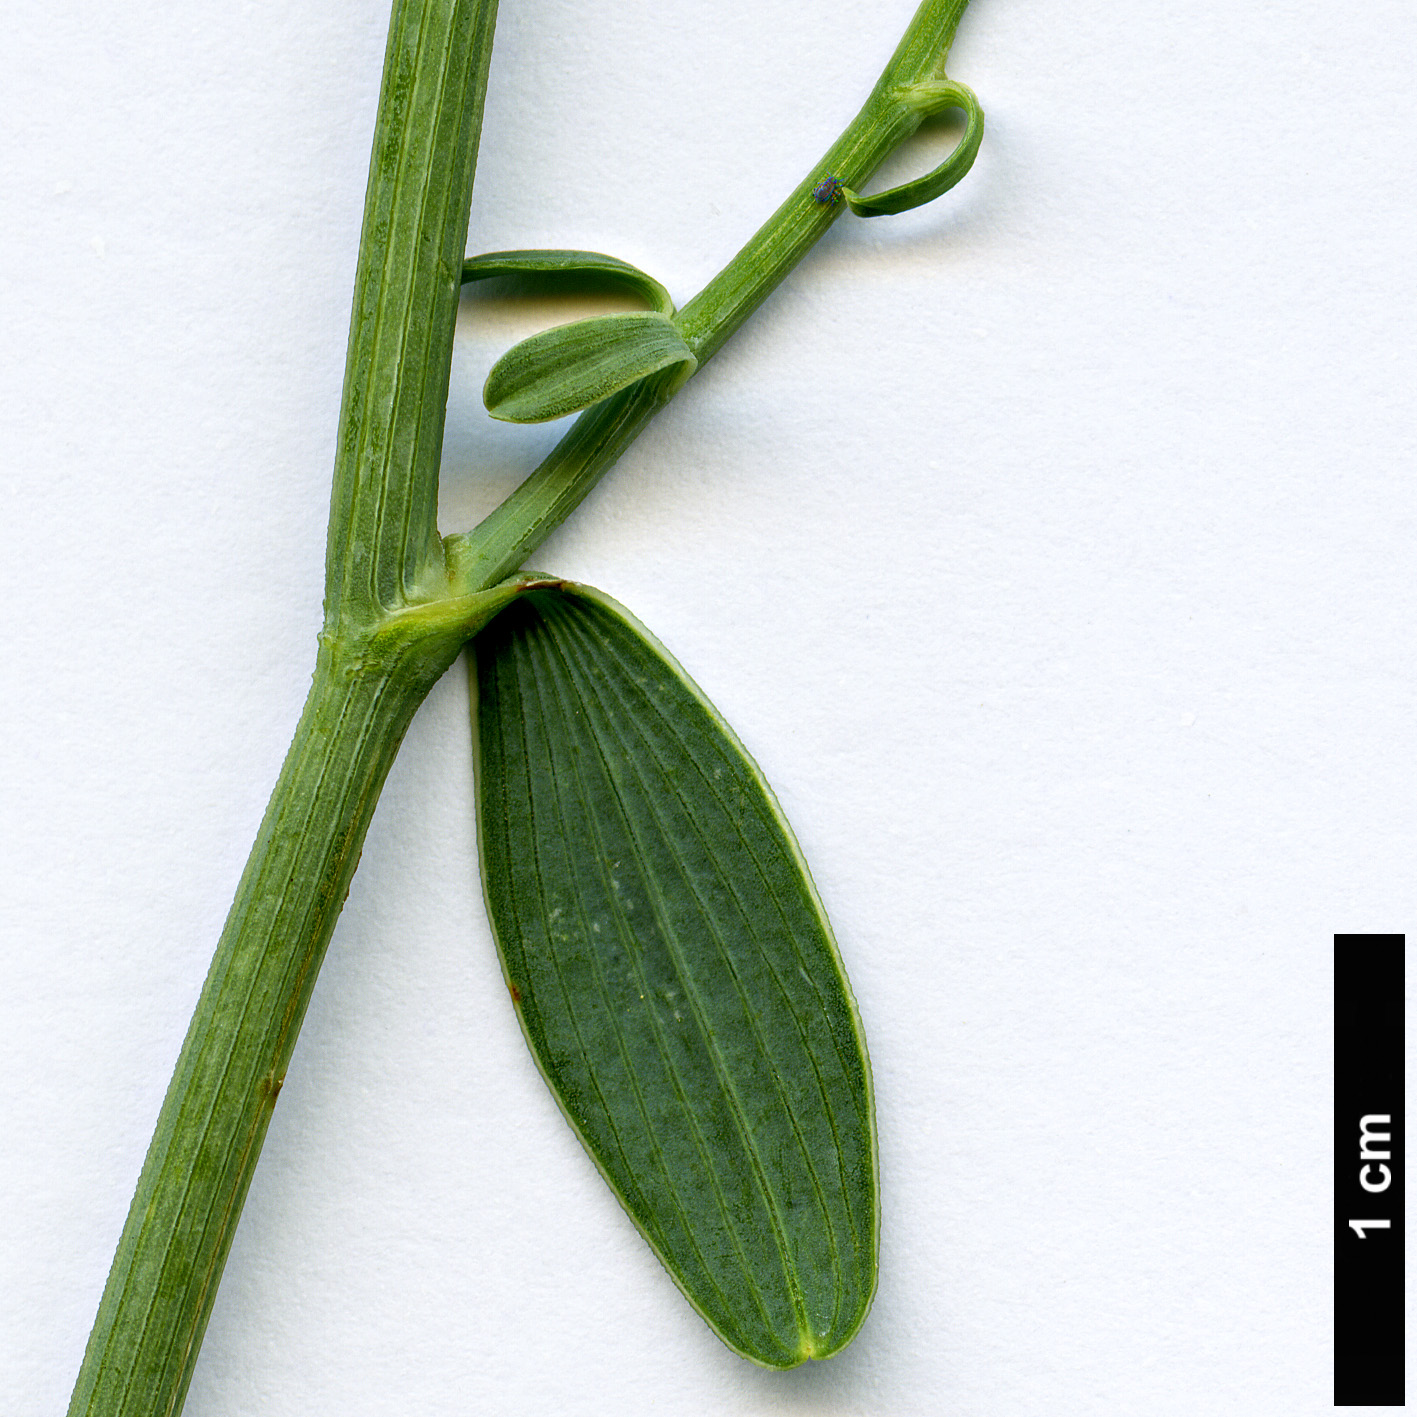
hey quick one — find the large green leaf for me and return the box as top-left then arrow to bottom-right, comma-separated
472,585 -> 877,1369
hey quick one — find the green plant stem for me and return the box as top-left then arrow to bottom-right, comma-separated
672,0 -> 973,364
71,0 -> 977,1410
68,645 -> 453,1417
68,0 -> 501,1410
325,0 -> 500,628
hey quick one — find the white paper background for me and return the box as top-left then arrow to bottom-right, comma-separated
4,1 -> 1412,1412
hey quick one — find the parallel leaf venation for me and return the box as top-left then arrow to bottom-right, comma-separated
544,599 -> 872,1333
474,588 -> 877,1363
482,615 -> 787,1350
516,619 -> 783,1338
532,607 -> 809,1339
549,604 -> 874,1260
554,598 -> 876,1146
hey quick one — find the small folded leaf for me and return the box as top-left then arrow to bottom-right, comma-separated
463,248 -> 675,316
844,79 -> 984,217
472,585 -> 877,1369
483,312 -> 696,423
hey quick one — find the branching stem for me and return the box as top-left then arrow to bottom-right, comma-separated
69,2 -> 976,1412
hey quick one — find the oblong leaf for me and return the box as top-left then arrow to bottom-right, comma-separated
472,585 -> 877,1369
483,312 -> 696,423
463,248 -> 675,316
844,79 -> 984,217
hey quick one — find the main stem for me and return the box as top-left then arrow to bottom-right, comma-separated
71,1 -> 975,1412
67,642 -> 462,1417
68,0 -> 499,1409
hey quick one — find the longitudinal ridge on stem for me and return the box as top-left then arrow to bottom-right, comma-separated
324,0 -> 499,631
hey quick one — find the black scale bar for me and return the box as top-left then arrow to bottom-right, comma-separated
1335,934 -> 1405,1405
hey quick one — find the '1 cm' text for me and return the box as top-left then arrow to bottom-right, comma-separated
1348,1114 -> 1395,1240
